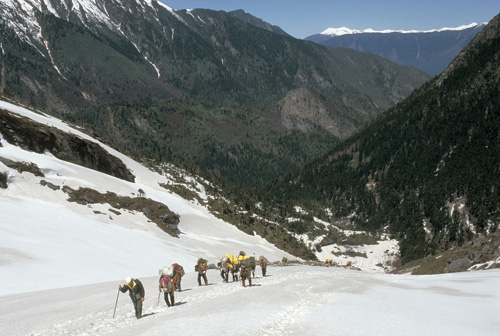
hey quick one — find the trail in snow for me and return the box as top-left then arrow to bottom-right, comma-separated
1,266 -> 498,336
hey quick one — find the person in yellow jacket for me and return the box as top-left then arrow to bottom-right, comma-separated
231,257 -> 239,281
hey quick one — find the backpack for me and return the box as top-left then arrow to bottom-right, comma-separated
159,266 -> 173,277
172,263 -> 185,277
198,258 -> 207,271
159,275 -> 173,292
242,256 -> 255,268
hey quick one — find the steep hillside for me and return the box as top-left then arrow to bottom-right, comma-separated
0,98 -> 312,273
306,23 -> 486,75
228,9 -> 290,36
0,0 -> 429,115
271,14 -> 500,266
0,0 -> 431,187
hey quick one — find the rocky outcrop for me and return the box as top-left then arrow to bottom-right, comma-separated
62,186 -> 180,237
0,109 -> 135,182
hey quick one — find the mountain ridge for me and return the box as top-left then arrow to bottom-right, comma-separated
272,13 -> 500,267
0,0 -> 430,188
306,22 -> 486,75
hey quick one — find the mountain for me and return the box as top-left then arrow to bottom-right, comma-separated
1,103 -> 497,335
0,0 -> 431,187
1,97 -> 408,286
305,23 -> 486,75
271,14 -> 500,268
228,9 -> 290,36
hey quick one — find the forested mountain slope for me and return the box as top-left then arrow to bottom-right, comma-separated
271,13 -> 500,264
0,0 -> 430,187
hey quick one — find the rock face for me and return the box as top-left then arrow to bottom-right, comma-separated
277,88 -> 365,139
0,108 -> 135,182
62,186 -> 180,237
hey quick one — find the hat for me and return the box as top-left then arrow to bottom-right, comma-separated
125,277 -> 132,284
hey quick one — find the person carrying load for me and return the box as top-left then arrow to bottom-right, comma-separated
196,257 -> 209,286
158,267 -> 175,307
237,251 -> 255,287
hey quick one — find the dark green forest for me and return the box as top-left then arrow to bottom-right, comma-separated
267,14 -> 500,263
66,100 -> 340,188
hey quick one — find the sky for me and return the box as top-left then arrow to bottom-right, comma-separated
161,0 -> 500,38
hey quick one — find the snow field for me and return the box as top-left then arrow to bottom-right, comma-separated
0,266 -> 499,336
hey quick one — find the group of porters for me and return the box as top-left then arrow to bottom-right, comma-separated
116,251 -> 269,319
218,251 -> 269,286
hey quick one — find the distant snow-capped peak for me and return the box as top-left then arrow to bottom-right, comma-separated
320,22 -> 486,36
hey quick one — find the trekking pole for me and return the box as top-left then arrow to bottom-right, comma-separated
157,291 -> 161,307
113,288 -> 120,319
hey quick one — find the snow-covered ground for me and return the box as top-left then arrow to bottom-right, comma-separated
0,99 -> 294,295
294,216 -> 400,272
0,266 -> 498,336
1,99 -> 499,335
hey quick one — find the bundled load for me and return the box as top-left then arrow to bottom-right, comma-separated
237,253 -> 255,287
241,256 -> 255,267
196,257 -> 209,286
172,263 -> 185,277
159,266 -> 173,277
196,258 -> 208,272
170,263 -> 184,291
199,258 -> 208,271
222,255 -> 234,268
259,255 -> 269,277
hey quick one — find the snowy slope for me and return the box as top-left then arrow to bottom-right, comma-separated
0,99 -> 295,295
0,266 -> 498,336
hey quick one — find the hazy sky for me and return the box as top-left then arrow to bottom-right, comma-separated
161,0 -> 500,38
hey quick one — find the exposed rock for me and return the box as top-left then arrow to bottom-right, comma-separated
472,235 -> 486,247
0,172 -> 7,189
277,88 -> 358,139
0,109 -> 135,182
0,157 -> 44,177
160,213 -> 180,231
40,180 -> 60,190
62,186 -> 180,237
446,257 -> 472,273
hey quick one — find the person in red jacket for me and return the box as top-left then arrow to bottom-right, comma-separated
119,277 -> 145,319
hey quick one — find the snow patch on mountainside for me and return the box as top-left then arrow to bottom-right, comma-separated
157,0 -> 187,25
0,0 -> 186,46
